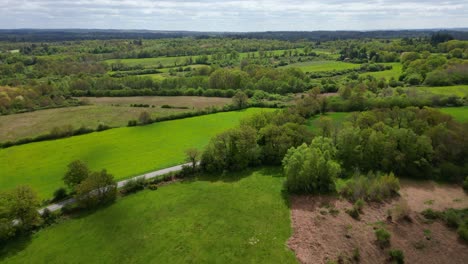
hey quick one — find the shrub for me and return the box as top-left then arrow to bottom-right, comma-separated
121,177 -> 146,195
340,172 -> 400,202
444,209 -> 462,228
41,208 -> 59,226
390,199 -> 411,222
52,187 -> 68,202
421,208 -> 441,220
457,224 -> 468,243
354,199 -> 365,212
148,184 -> 158,191
389,249 -> 404,264
375,228 -> 391,248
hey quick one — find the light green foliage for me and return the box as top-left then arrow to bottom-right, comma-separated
0,108 -> 272,199
75,170 -> 117,208
63,160 -> 90,189
375,228 -> 391,248
283,137 -> 341,193
0,168 -> 297,264
340,172 -> 400,202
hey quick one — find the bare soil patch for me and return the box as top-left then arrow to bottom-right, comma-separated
288,181 -> 468,264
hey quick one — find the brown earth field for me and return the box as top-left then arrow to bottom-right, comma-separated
288,180 -> 468,264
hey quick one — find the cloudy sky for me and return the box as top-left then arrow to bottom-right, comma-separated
1,0 -> 467,31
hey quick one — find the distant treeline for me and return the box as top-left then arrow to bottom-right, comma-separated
1,29 -> 468,42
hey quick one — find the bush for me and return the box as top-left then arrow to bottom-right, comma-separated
421,208 -> 442,220
457,225 -> 468,243
41,208 -> 59,226
340,172 -> 400,202
375,228 -> 391,248
127,120 -> 138,126
390,199 -> 411,222
52,187 -> 68,202
444,209 -> 462,228
121,177 -> 146,195
389,249 -> 404,264
354,199 -> 365,212
148,184 -> 158,191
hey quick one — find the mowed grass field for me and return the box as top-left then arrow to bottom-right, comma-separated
439,106 -> 468,123
283,60 -> 360,73
0,96 -> 231,142
0,168 -> 297,264
359,62 -> 403,80
0,108 -> 274,199
417,85 -> 468,97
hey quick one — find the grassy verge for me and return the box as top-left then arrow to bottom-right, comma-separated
0,168 -> 296,264
0,108 -> 274,199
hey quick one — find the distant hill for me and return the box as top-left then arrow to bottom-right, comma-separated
0,28 -> 468,42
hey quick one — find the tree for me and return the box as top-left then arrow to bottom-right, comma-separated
232,91 -> 249,109
185,148 -> 200,170
138,111 -> 151,124
75,169 -> 117,208
9,186 -> 41,231
0,192 -> 15,242
283,137 -> 341,193
63,160 -> 90,189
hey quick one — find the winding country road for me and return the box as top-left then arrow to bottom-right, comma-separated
38,162 -> 192,214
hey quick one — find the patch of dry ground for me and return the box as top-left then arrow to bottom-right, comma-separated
288,181 -> 468,264
80,96 -> 231,108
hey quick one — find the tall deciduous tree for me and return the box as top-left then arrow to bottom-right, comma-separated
63,160 -> 90,189
75,169 -> 117,209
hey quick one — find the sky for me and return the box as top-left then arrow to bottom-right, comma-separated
1,0 -> 467,31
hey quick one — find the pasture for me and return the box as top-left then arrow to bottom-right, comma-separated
0,96 -> 231,142
359,62 -> 403,80
307,112 -> 351,132
283,61 -> 360,73
439,106 -> 468,123
0,108 -> 274,199
417,85 -> 468,97
0,168 -> 296,264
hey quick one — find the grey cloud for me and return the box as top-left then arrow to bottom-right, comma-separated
0,0 -> 467,31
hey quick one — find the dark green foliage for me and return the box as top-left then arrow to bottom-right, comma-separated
52,187 -> 68,202
421,208 -> 443,220
375,228 -> 391,248
389,249 -> 405,264
41,208 -> 59,226
421,208 -> 468,242
63,160 -> 90,189
127,120 -> 138,126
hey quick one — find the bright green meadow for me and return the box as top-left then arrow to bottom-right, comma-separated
417,85 -> 468,97
0,168 -> 296,264
0,108 -> 274,199
283,61 -> 360,72
359,62 -> 403,80
439,106 -> 468,123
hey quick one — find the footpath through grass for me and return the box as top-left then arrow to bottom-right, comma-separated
0,108 -> 274,199
0,168 -> 297,264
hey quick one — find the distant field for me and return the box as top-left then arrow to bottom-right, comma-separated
417,85 -> 468,97
439,106 -> 468,123
0,168 -> 296,264
359,62 -> 403,80
0,108 -> 274,199
284,61 -> 360,72
0,96 -> 231,142
104,48 -> 335,68
307,112 -> 351,132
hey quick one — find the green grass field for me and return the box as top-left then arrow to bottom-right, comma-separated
284,61 -> 360,73
0,168 -> 296,264
439,106 -> 468,123
417,85 -> 468,97
307,112 -> 351,132
359,62 -> 403,80
0,96 -> 230,142
0,108 -> 274,199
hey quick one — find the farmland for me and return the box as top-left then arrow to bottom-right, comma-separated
416,85 -> 468,97
0,168 -> 296,264
282,60 -> 360,72
359,62 -> 403,80
0,108 -> 274,199
0,96 -> 231,142
440,106 -> 468,123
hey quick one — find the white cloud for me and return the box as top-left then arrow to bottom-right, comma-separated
0,0 -> 467,31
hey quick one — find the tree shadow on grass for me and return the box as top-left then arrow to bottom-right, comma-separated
0,233 -> 33,261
